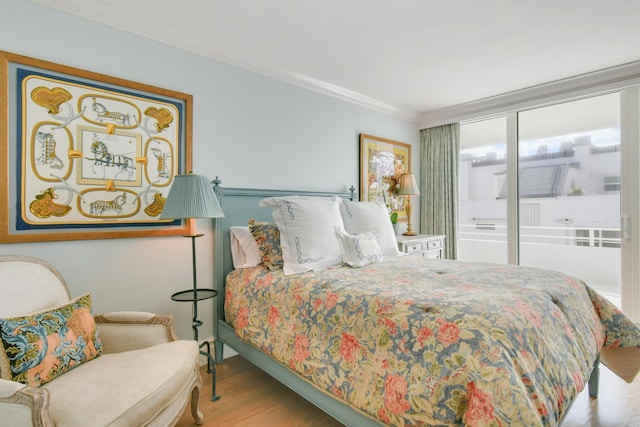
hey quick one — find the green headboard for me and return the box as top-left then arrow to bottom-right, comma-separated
211,181 -> 355,346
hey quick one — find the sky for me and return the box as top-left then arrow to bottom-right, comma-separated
461,127 -> 620,159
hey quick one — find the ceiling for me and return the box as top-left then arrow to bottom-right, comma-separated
32,0 -> 640,122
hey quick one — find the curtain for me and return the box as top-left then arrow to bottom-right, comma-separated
420,123 -> 459,259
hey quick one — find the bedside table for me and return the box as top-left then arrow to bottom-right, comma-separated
397,234 -> 446,259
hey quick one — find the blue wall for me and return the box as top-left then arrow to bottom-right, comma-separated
0,1 -> 418,340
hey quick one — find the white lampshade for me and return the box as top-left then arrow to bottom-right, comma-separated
160,173 -> 225,219
398,172 -> 420,196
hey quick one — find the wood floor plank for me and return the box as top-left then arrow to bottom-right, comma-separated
176,355 -> 342,427
176,355 -> 640,426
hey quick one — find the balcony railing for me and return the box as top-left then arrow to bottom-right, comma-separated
460,223 -> 621,248
459,223 -> 622,299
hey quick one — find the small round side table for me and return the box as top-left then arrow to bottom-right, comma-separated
171,288 -> 220,401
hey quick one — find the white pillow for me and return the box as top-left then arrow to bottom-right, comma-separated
336,227 -> 383,267
230,226 -> 262,268
259,196 -> 344,275
339,200 -> 402,258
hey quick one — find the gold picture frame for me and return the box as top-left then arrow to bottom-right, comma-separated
359,133 -> 411,221
0,51 -> 193,243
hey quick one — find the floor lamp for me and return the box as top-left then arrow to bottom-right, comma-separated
160,173 -> 225,401
398,172 -> 420,236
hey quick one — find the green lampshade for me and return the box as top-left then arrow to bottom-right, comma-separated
160,173 -> 225,219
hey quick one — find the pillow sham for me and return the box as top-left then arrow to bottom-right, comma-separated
230,226 -> 262,268
336,227 -> 383,267
339,199 -> 402,258
248,219 -> 284,271
0,293 -> 102,387
259,196 -> 344,275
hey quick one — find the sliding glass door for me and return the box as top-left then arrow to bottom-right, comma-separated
459,93 -> 622,306
459,117 -> 508,264
517,94 -> 621,302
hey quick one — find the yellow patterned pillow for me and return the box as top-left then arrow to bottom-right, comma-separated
0,293 -> 102,387
248,219 -> 284,271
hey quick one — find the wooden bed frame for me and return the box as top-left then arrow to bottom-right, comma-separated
211,183 -> 601,426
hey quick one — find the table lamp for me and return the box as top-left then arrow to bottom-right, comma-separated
398,172 -> 420,236
160,172 -> 224,401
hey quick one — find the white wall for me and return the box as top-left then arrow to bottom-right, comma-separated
0,1 -> 419,341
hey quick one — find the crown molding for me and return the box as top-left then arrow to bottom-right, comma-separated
418,60 -> 640,129
33,0 -> 640,127
222,63 -> 420,124
30,0 -> 422,124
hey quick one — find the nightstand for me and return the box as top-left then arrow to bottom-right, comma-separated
397,234 -> 446,259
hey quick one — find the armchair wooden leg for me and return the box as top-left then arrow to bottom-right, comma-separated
190,381 -> 204,425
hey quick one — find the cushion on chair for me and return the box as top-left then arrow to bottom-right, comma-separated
43,340 -> 199,427
0,294 -> 102,387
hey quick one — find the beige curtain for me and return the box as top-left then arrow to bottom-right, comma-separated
420,123 -> 459,259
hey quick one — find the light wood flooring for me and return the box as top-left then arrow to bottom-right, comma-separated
176,356 -> 640,427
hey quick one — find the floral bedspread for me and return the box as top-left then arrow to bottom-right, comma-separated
224,256 -> 640,426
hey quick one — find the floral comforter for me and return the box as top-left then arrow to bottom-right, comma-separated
224,256 -> 640,426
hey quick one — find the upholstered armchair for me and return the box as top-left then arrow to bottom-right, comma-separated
0,255 -> 203,427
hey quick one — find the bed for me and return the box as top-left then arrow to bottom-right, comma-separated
212,185 -> 640,426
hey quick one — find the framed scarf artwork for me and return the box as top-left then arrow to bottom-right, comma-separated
0,51 -> 193,243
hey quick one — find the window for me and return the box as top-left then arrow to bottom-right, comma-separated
460,93 -> 622,305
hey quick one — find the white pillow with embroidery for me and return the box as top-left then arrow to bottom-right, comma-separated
339,200 -> 402,258
335,228 -> 383,267
259,196 -> 344,275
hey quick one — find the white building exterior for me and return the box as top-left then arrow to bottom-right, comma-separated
459,133 -> 621,298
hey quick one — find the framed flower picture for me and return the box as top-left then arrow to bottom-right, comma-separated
359,133 -> 411,221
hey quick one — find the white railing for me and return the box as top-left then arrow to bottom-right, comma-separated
458,223 -> 621,298
459,223 -> 621,248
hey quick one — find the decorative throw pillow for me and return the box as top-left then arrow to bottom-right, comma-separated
336,227 -> 383,267
0,293 -> 102,387
339,199 -> 402,259
259,196 -> 345,275
248,219 -> 284,271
